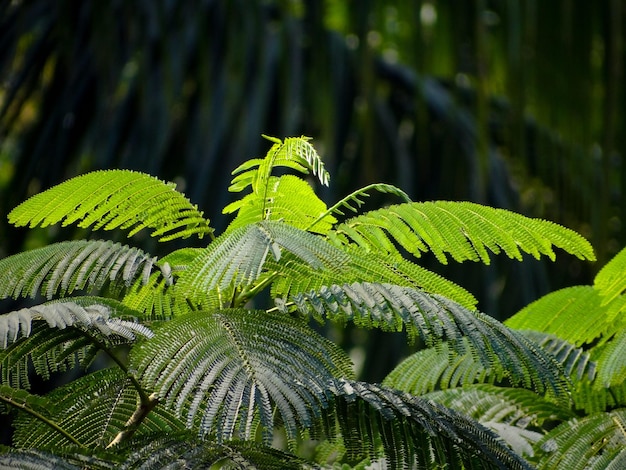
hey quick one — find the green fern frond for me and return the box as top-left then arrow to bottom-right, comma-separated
535,409 -> 626,469
229,135 -> 329,194
0,240 -> 166,300
322,379 -> 533,469
270,247 -> 478,310
7,170 -> 213,241
506,286 -> 626,347
595,328 -> 626,387
178,221 -> 349,305
425,384 -> 573,430
288,282 -> 570,401
0,449 -> 111,470
329,201 -> 596,264
305,183 -> 411,232
118,433 -> 310,469
131,309 -> 353,443
382,340 -> 498,395
0,384 -> 51,416
224,175 -> 337,234
521,331 -> 596,381
0,301 -> 153,350
0,299 -> 151,389
424,384 -> 574,457
594,245 -> 626,304
12,368 -> 184,449
572,379 -> 626,414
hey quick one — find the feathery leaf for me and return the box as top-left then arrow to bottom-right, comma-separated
132,309 -> 353,442
289,282 -> 570,401
8,170 -> 213,241
330,201 -> 596,264
0,240 -> 164,300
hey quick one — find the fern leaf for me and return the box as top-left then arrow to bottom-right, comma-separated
229,136 -> 329,194
224,174 -> 337,234
425,384 -> 573,430
0,450 -> 94,470
506,286 -> 626,347
425,384 -> 574,457
594,245 -> 626,304
306,183 -> 411,231
0,299 -> 151,389
131,309 -> 353,443
289,282 -> 571,402
7,170 -> 213,241
0,240 -> 166,300
382,340 -> 498,395
12,368 -> 184,449
270,247 -> 478,310
329,201 -> 596,264
118,433 -> 310,469
323,379 -> 533,469
0,301 -> 153,349
595,328 -> 626,387
521,330 -> 596,381
178,221 -> 349,303
0,384 -> 51,415
536,409 -> 626,470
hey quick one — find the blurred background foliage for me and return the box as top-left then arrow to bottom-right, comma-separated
0,0 -> 624,382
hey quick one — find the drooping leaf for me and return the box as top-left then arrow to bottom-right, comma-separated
8,170 -> 213,241
0,240 -> 164,300
118,433 -> 310,470
321,379 -> 533,469
270,247 -> 478,309
131,309 -> 353,442
288,282 -> 570,402
0,301 -> 153,350
382,339 -> 498,395
535,409 -> 626,470
12,368 -> 184,449
0,299 -> 151,389
329,201 -> 596,264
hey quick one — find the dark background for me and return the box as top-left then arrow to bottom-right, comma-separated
0,0 -> 624,402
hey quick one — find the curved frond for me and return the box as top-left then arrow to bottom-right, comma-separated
425,384 -> 573,458
224,175 -> 336,234
594,245 -> 626,304
382,340 -> 497,395
0,450 -> 92,470
521,330 -> 596,381
12,368 -> 184,449
506,286 -> 626,347
0,240 -> 165,300
321,379 -> 533,469
119,433 -> 310,470
329,201 -> 596,264
270,247 -> 478,309
0,299 -> 151,389
595,328 -> 626,387
178,221 -> 349,304
131,309 -> 353,442
536,409 -> 626,470
288,282 -> 570,401
0,301 -> 153,350
7,170 -> 213,241
425,384 -> 572,430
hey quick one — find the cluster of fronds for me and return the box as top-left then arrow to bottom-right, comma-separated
0,136 -> 600,468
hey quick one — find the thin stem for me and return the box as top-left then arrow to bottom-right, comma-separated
0,395 -> 83,447
106,392 -> 159,448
